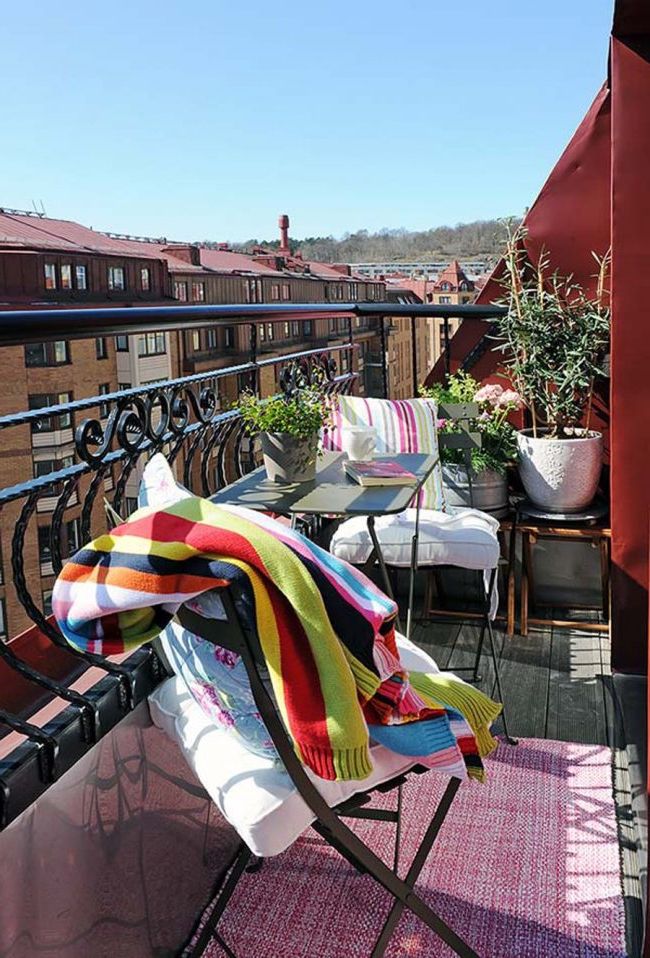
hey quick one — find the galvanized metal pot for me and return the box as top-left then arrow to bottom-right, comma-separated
261,432 -> 318,483
516,429 -> 603,513
442,464 -> 508,517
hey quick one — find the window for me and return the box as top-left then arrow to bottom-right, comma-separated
140,267 -> 151,291
138,332 -> 166,356
439,295 -> 452,304
329,318 -> 337,333
174,281 -> 188,301
42,590 -> 53,617
108,266 -> 125,291
95,337 -> 108,359
98,383 -> 110,418
303,320 -> 313,337
259,323 -> 266,342
44,263 -> 57,290
350,283 -> 359,299
75,264 -> 87,290
271,284 -> 280,301
115,334 -> 129,351
192,331 -> 201,351
283,322 -> 290,339
206,328 -> 217,350
25,341 -> 70,367
281,283 -> 291,301
60,264 -> 73,290
459,281 -> 468,292
244,278 -> 263,303
266,323 -> 274,341
224,327 -> 235,349
118,382 -> 131,391
192,281 -> 205,303
440,281 -> 451,291
38,525 -> 52,564
29,392 -> 73,432
291,322 -> 300,337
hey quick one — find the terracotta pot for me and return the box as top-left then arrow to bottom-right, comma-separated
516,429 -> 603,513
261,432 -> 318,483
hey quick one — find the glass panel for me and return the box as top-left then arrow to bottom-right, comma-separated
115,335 -> 129,351
44,263 -> 57,290
54,341 -> 68,363
75,264 -> 87,289
141,267 -> 151,291
60,264 -> 72,289
192,282 -> 205,302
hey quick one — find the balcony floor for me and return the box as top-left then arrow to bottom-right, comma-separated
413,611 -> 612,746
413,612 -> 644,958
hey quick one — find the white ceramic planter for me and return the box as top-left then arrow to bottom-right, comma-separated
516,429 -> 603,513
261,432 -> 318,483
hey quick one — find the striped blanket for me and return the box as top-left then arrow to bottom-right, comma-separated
53,497 -> 501,782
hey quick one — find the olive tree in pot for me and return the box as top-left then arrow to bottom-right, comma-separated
421,371 -> 521,517
495,226 -> 610,513
239,376 -> 330,484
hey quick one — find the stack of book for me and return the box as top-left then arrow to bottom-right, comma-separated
343,460 -> 417,487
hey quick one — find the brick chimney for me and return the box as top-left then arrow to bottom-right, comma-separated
278,214 -> 290,255
163,244 -> 202,266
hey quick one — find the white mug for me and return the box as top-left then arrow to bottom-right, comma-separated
341,426 -> 377,461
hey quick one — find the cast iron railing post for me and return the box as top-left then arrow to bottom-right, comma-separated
380,316 -> 389,399
443,317 -> 451,380
249,322 -> 259,395
410,315 -> 418,395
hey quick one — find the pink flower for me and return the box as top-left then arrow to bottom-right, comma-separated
497,389 -> 524,409
474,384 -> 504,405
479,410 -> 491,421
436,418 -> 448,429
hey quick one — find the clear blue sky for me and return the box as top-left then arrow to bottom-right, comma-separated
1,1 -> 613,243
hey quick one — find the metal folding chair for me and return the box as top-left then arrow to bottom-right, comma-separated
177,589 -> 480,958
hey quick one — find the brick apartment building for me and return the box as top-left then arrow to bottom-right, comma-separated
0,209 -> 390,640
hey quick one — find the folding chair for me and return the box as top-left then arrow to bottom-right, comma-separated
329,401 -> 517,745
171,589 -> 481,958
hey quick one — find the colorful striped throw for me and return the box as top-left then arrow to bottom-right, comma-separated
53,497 -> 500,782
323,395 -> 446,511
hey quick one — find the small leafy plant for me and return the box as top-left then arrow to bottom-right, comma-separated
494,224 -> 610,438
421,371 -> 521,476
239,375 -> 330,439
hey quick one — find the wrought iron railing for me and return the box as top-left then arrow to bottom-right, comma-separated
0,301 -> 502,828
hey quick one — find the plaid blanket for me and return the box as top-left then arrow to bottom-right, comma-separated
53,497 -> 501,782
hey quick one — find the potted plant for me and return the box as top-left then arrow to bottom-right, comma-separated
493,226 -> 611,513
421,371 -> 521,516
239,375 -> 330,484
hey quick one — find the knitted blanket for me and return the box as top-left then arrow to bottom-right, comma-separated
53,497 -> 501,782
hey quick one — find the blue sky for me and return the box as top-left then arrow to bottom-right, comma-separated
1,1 -> 613,242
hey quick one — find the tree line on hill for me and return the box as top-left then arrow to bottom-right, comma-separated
218,218 -> 519,263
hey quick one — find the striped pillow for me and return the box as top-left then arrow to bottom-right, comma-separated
325,396 -> 446,511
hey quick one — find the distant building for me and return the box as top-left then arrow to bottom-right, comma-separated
350,260 -> 489,280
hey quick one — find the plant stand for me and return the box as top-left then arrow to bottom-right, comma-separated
507,499 -> 611,636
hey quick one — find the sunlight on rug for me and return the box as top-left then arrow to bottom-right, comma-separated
203,739 -> 627,958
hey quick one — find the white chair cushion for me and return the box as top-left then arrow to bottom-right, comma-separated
329,507 -> 501,571
147,634 -> 469,858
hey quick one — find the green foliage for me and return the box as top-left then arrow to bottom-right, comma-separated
494,224 -> 610,438
239,383 -> 330,440
420,372 -> 520,476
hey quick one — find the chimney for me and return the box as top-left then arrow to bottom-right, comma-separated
278,213 -> 290,255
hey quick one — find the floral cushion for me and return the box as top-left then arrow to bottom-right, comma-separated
139,454 -> 277,761
324,395 -> 446,511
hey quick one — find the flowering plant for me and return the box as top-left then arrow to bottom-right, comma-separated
420,371 -> 522,476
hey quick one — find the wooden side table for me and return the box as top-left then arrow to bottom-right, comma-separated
506,501 -> 611,636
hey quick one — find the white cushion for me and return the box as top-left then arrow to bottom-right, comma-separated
330,507 -> 500,571
147,634 -> 468,858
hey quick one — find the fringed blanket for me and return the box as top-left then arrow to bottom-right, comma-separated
52,497 -> 501,782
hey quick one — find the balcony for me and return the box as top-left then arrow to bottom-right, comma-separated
0,297 -> 641,958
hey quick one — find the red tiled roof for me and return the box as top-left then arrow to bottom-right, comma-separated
432,259 -> 474,292
0,212 -> 163,258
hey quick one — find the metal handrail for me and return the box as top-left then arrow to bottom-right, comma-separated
0,301 -> 505,345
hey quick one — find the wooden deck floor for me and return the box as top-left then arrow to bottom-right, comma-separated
413,612 -> 613,745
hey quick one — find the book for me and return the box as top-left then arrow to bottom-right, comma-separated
343,459 -> 417,487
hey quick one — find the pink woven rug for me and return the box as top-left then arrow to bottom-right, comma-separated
206,740 -> 627,958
